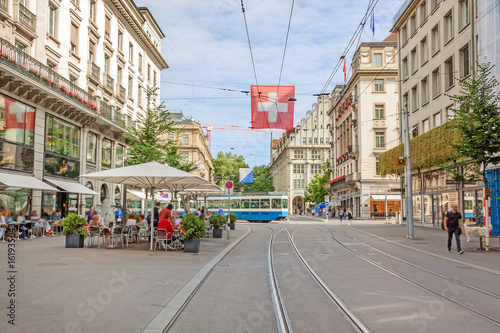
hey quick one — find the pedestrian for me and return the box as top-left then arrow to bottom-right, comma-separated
153,202 -> 161,227
339,209 -> 344,223
116,206 -> 123,225
347,209 -> 353,226
218,206 -> 224,215
443,203 -> 464,254
87,206 -> 97,223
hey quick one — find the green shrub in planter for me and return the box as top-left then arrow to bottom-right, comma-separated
62,213 -> 89,238
209,214 -> 226,229
62,213 -> 88,248
229,213 -> 237,223
181,214 -> 206,240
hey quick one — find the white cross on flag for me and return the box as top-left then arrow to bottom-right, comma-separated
251,85 -> 295,130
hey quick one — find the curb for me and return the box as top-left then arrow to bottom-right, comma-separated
142,226 -> 252,333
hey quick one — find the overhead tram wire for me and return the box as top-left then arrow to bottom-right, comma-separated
274,0 -> 296,132
319,0 -> 379,95
241,0 -> 261,96
276,0 -> 295,93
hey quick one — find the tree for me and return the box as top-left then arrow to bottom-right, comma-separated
212,151 -> 248,191
121,87 -> 192,171
241,165 -> 275,193
447,62 -> 500,249
304,167 -> 330,204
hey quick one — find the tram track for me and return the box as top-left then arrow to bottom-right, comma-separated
333,226 -> 500,300
268,227 -> 371,333
317,225 -> 500,327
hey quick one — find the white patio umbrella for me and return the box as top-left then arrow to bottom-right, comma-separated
81,161 -> 215,250
175,184 -> 224,213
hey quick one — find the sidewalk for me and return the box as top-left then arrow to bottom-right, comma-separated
346,222 -> 500,274
0,227 -> 248,333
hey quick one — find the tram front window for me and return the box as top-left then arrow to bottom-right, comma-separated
272,199 -> 281,209
283,199 -> 288,209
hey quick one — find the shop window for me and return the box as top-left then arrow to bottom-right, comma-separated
102,139 -> 112,168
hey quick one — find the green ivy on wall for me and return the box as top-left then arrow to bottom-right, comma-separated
379,123 -> 462,177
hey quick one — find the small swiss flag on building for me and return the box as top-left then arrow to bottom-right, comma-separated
251,85 -> 295,130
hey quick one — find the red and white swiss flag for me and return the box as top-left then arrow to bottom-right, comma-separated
251,85 -> 295,130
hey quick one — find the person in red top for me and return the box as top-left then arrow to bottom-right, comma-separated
157,218 -> 174,239
159,204 -> 173,223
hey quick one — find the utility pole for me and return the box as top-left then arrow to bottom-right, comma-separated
403,98 -> 414,238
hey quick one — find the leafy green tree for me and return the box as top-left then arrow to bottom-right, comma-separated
304,166 -> 330,204
121,87 -> 192,171
447,62 -> 500,250
447,62 -> 500,186
212,151 -> 247,191
242,165 -> 275,193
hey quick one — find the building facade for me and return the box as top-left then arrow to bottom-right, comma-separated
392,0 -> 483,226
0,0 -> 167,220
165,112 -> 213,182
270,94 -> 331,214
326,39 -> 401,219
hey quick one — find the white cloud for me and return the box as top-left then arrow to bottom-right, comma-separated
135,0 -> 406,167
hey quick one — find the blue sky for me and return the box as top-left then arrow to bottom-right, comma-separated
135,0 -> 406,167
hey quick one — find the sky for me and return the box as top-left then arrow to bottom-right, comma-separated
135,0 -> 407,167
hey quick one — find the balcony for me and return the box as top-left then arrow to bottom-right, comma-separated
0,37 -> 125,130
117,83 -> 126,103
103,73 -> 114,94
347,145 -> 359,158
87,61 -> 100,86
345,172 -> 360,183
327,176 -> 346,190
0,0 -> 8,19
15,4 -> 37,39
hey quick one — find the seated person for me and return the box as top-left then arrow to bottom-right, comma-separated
89,214 -> 111,246
126,213 -> 137,226
174,213 -> 182,227
138,214 -> 149,234
32,211 -> 55,236
17,210 -> 27,240
157,218 -> 174,240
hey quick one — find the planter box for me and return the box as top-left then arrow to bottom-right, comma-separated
213,228 -> 223,238
229,222 -> 235,230
65,234 -> 84,248
184,238 -> 200,253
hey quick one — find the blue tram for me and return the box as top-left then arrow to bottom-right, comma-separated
205,194 -> 289,222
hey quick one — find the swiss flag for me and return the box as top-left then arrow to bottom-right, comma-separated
251,85 -> 295,130
4,96 -> 35,130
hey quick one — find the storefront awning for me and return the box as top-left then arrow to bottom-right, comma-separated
371,194 -> 402,201
0,172 -> 58,191
45,178 -> 98,195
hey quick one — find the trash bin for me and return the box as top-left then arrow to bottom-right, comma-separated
396,211 -> 401,224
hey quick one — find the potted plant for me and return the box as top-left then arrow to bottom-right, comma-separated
209,214 -> 225,238
228,213 -> 237,230
61,213 -> 88,248
181,214 -> 206,253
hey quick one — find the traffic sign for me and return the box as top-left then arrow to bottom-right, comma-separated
225,181 -> 234,189
325,202 -> 329,207
325,195 -> 330,202
398,156 -> 406,166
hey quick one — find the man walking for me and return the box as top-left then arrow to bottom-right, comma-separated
153,202 -> 161,228
443,203 -> 465,254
